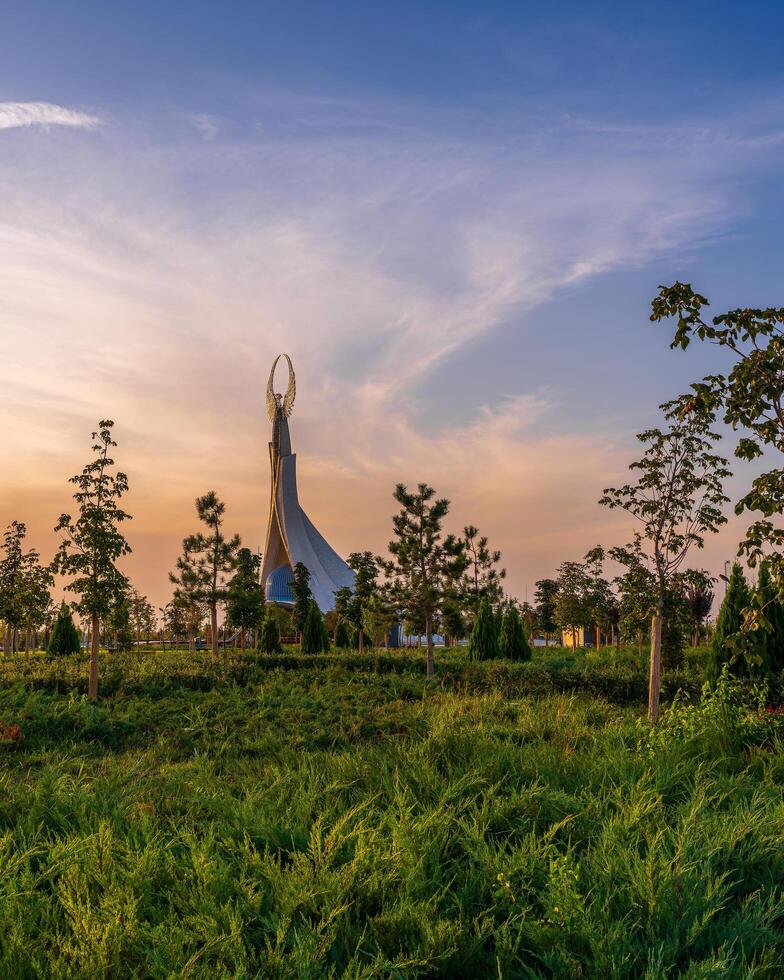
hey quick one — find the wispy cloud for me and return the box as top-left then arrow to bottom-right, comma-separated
0,101 -> 100,131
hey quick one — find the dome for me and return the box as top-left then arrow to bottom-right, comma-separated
265,563 -> 295,605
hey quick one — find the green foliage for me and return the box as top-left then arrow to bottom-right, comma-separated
291,561 -> 312,635
755,561 -> 784,673
47,603 -> 81,657
468,596 -> 500,661
361,595 -> 395,649
333,618 -> 353,649
498,604 -> 531,661
301,600 -> 329,654
554,560 -> 591,644
534,578 -> 559,639
462,524 -> 504,622
257,613 -> 282,654
51,421 -> 132,620
0,649 -> 781,975
708,563 -> 757,684
225,547 -> 265,639
661,587 -> 689,671
106,595 -> 134,652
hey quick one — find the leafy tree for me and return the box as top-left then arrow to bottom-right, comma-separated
652,284 -> 784,604
385,483 -> 464,677
612,535 -> 657,654
345,552 -> 382,652
301,600 -> 329,654
661,585 -> 690,670
169,589 -> 204,652
129,590 -> 157,647
600,402 -> 729,721
468,595 -> 500,661
106,594 -> 134,652
0,521 -> 52,654
362,594 -> 396,650
499,604 -> 531,661
554,561 -> 591,648
463,525 -> 505,625
48,602 -> 81,657
170,491 -> 240,656
534,578 -> 559,644
52,421 -> 132,699
291,562 -> 313,639
708,563 -> 754,683
583,548 -> 617,648
441,600 -> 464,648
258,612 -> 282,654
226,548 -> 265,650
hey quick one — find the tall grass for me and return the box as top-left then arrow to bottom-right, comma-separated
0,650 -> 782,977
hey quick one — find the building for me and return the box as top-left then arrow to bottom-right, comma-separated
259,354 -> 356,612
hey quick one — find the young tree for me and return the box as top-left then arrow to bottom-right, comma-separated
600,402 -> 730,721
499,604 -> 532,661
583,548 -> 617,649
554,561 -> 591,649
170,491 -> 240,656
226,548 -> 265,651
129,590 -> 156,647
385,483 -> 463,677
52,421 -> 132,699
0,522 -> 52,654
468,596 -> 500,661
106,594 -> 134,652
462,525 -> 506,625
534,578 -> 559,645
291,561 -> 313,639
681,569 -> 715,647
757,562 -> 784,672
48,602 -> 81,657
346,552 -> 382,653
361,594 -> 396,650
334,618 -> 353,649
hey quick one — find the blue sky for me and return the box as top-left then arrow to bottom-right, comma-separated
1,1 -> 783,603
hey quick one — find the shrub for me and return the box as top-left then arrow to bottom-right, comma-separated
334,619 -> 353,649
707,563 -> 756,684
301,601 -> 328,654
469,597 -> 500,661
47,603 -> 81,657
498,605 -> 531,661
258,614 -> 282,654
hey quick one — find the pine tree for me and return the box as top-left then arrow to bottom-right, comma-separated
225,547 -> 265,650
48,602 -> 81,657
258,613 -> 282,654
708,563 -> 751,684
499,605 -> 532,661
468,596 -> 500,661
291,562 -> 313,638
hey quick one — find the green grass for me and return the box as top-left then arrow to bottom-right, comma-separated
1,648 -> 783,977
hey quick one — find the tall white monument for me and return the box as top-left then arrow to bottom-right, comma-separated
260,354 -> 355,611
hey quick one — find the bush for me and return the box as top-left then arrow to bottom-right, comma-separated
498,605 -> 531,661
258,614 -> 282,654
334,619 -> 353,649
301,601 -> 329,654
468,596 -> 500,661
47,603 -> 81,657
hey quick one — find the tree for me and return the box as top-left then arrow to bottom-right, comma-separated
301,600 -> 329,654
583,548 -> 617,648
129,590 -> 156,647
440,600 -> 464,648
468,595 -> 500,661
0,522 -> 52,654
652,285 -> 784,574
534,579 -> 559,645
170,491 -> 240,656
362,595 -> 396,650
463,525 -> 505,625
226,548 -> 265,650
499,604 -> 531,661
48,602 -> 81,657
385,483 -> 464,677
106,594 -> 134,652
708,563 -> 754,684
554,561 -> 591,648
612,535 -> 657,655
51,421 -> 132,699
258,612 -> 282,654
346,552 -> 382,653
600,402 -> 730,721
291,562 -> 313,639
334,618 -> 353,649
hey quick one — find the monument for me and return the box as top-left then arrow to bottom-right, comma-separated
260,354 -> 356,611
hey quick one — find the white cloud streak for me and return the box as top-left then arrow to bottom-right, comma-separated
0,101 -> 100,130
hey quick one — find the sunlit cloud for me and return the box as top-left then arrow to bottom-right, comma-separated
0,101 -> 100,130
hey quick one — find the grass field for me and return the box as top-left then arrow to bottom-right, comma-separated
1,647 -> 783,978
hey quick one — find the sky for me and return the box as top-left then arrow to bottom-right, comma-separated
2,0 -> 784,610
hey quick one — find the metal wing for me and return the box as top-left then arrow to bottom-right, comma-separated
266,355 -> 281,422
282,353 -> 296,417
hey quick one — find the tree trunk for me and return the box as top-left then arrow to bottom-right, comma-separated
210,604 -> 218,656
425,609 -> 434,678
89,610 -> 100,700
637,631 -> 643,657
648,598 -> 664,723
